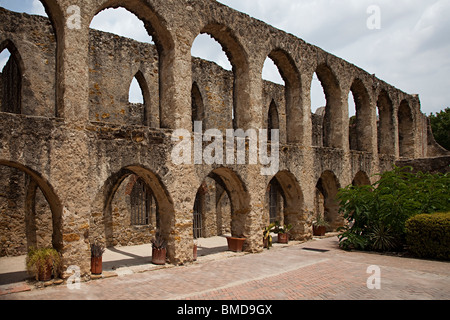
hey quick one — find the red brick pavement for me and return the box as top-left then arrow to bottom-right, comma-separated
1,237 -> 449,300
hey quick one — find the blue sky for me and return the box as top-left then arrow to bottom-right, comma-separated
1,0 -> 449,115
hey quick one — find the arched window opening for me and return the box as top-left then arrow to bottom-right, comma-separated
191,34 -> 232,71
192,168 -> 249,257
311,72 -> 326,147
0,46 -> 21,114
348,90 -> 357,150
192,23 -> 249,130
311,72 -> 327,113
90,7 -> 154,44
398,100 -> 414,158
191,82 -> 205,131
103,173 -> 159,247
127,71 -> 150,126
268,178 -> 284,224
191,33 -> 233,129
130,177 -> 157,227
90,166 -> 174,263
0,162 -> 62,260
311,72 -> 327,114
129,77 -> 144,104
262,57 -> 283,142
349,79 -> 372,152
264,171 -> 304,241
267,100 -> 279,141
193,190 -> 204,239
377,90 -> 395,155
315,171 -> 342,232
314,65 -> 343,149
89,7 -> 156,126
352,171 -> 371,186
0,1 -> 47,17
262,57 -> 284,85
264,50 -> 302,144
192,176 -> 232,241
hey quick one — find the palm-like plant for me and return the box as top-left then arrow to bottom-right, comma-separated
369,224 -> 400,252
263,222 -> 276,249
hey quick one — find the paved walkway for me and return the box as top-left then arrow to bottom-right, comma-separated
0,236 -> 449,300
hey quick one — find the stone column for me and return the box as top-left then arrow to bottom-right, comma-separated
47,0 -> 92,275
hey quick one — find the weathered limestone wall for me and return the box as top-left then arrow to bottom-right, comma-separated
0,1 -> 448,276
88,28 -> 159,126
0,8 -> 56,117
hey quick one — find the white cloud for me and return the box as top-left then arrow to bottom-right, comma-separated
0,49 -> 10,71
31,0 -> 46,16
1,0 -> 448,114
191,34 -> 232,70
218,0 -> 450,114
90,7 -> 153,44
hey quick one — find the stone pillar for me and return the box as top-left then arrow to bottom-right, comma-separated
47,0 -> 92,275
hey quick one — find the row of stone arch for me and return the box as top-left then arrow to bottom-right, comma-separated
0,158 -> 371,262
2,0 -> 417,159
0,35 -> 416,160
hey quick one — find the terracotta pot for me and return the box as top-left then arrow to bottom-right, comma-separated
37,265 -> 52,281
263,237 -> 269,248
193,244 -> 198,261
152,247 -> 166,265
91,256 -> 103,275
278,233 -> 289,244
313,225 -> 326,236
226,236 -> 246,252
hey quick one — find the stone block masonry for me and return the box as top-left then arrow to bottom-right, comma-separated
0,1 -> 448,275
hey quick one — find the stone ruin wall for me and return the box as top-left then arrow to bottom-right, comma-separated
0,1 -> 448,274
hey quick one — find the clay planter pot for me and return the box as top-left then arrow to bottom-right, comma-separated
263,237 -> 269,248
91,256 -> 102,275
152,248 -> 166,265
278,233 -> 289,244
37,265 -> 52,281
313,225 -> 326,236
226,236 -> 246,252
193,244 -> 198,261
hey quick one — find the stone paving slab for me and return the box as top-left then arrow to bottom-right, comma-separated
0,237 -> 449,300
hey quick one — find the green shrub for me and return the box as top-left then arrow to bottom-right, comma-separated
405,212 -> 450,260
337,167 -> 450,252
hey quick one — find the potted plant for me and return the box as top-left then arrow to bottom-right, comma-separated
263,222 -> 276,249
151,233 -> 167,265
226,235 -> 246,252
313,213 -> 329,236
91,242 -> 105,275
26,247 -> 61,281
274,221 -> 293,244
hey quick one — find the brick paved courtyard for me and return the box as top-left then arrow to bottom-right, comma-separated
1,237 -> 449,301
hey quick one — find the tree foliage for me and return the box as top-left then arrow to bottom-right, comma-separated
429,107 -> 450,151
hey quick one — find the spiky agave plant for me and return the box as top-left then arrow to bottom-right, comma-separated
151,233 -> 167,249
369,224 -> 400,252
91,242 -> 105,257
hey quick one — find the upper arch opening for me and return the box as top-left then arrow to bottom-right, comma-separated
314,63 -> 343,149
348,78 -> 373,152
0,40 -> 23,115
265,48 -> 303,144
191,22 -> 249,130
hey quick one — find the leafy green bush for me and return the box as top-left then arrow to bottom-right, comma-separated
405,212 -> 450,260
337,167 -> 450,252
